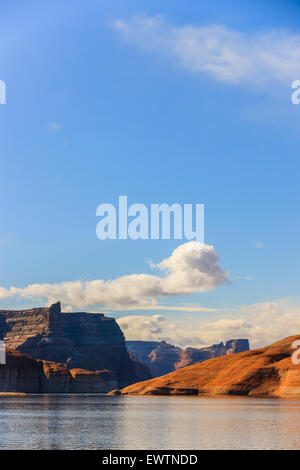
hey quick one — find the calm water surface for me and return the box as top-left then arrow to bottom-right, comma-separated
0,394 -> 299,449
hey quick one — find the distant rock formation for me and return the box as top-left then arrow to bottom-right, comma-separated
110,335 -> 300,397
128,352 -> 152,381
126,338 -> 250,377
126,341 -> 180,377
0,349 -> 117,393
0,302 -> 149,388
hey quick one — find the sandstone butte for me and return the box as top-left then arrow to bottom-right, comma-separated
0,302 -> 150,388
109,335 -> 300,397
0,348 -> 117,393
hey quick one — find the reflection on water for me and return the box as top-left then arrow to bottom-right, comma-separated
0,394 -> 300,449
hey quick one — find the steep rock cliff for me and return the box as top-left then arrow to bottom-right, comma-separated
0,349 -> 117,393
0,302 -> 148,388
126,339 -> 250,377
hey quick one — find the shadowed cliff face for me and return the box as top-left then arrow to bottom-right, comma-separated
112,335 -> 300,397
0,349 -> 117,393
126,339 -> 250,378
0,302 -> 149,388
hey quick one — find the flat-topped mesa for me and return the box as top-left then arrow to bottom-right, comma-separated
180,339 -> 250,365
0,302 -> 146,388
225,339 -> 250,354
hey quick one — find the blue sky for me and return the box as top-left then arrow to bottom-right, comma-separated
1,0 -> 300,347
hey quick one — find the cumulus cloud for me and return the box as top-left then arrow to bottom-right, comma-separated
112,15 -> 300,86
0,242 -> 228,309
117,299 -> 300,349
118,315 -> 166,341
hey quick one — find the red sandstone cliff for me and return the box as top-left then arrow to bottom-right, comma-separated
110,335 -> 300,397
0,349 -> 117,393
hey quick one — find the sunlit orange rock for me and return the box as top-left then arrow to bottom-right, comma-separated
109,335 -> 300,397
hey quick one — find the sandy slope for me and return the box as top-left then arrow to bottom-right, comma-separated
109,335 -> 300,397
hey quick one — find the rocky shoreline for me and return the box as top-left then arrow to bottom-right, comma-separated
0,349 -> 117,393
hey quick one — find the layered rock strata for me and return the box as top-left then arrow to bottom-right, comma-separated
126,339 -> 250,377
0,302 -> 148,388
0,349 -> 117,393
111,335 -> 300,397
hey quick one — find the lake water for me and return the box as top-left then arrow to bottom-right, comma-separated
0,394 -> 300,449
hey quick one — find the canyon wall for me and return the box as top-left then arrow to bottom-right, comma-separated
111,335 -> 300,397
0,349 -> 117,393
126,338 -> 250,377
0,302 -> 148,388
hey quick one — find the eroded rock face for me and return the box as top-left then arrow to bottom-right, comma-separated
0,302 -> 145,388
110,335 -> 300,397
69,368 -> 116,393
126,341 -> 181,377
128,352 -> 152,381
126,339 -> 250,378
176,339 -> 250,369
0,349 -> 117,393
0,349 -> 42,393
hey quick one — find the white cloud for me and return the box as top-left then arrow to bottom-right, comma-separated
62,305 -> 74,313
118,315 -> 166,341
0,242 -> 228,309
231,275 -> 256,281
117,299 -> 300,349
112,15 -> 300,86
104,304 -> 224,313
255,241 -> 264,248
46,121 -> 62,132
